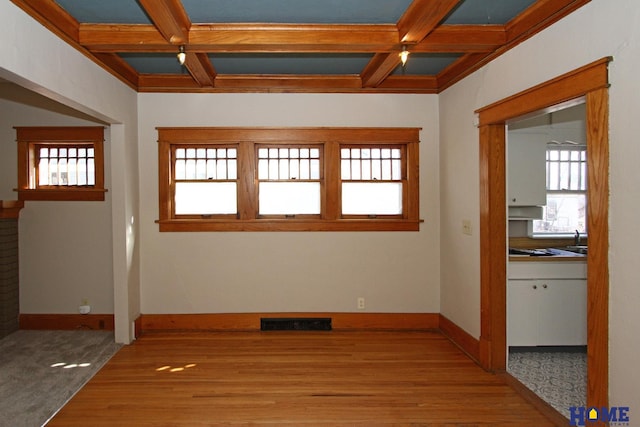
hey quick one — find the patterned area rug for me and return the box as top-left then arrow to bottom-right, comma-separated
508,347 -> 587,419
0,330 -> 121,427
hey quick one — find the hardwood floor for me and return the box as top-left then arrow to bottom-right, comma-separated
49,331 -> 559,426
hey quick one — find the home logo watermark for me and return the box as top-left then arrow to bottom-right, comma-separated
569,406 -> 630,426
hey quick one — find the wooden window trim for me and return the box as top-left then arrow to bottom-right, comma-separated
157,127 -> 422,232
15,127 -> 107,201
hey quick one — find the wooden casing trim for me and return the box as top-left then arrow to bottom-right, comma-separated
476,57 -> 610,410
138,313 -> 439,332
19,313 -> 115,330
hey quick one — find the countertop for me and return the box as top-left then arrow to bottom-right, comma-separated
509,255 -> 586,262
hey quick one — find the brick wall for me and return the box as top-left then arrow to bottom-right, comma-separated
0,218 -> 19,339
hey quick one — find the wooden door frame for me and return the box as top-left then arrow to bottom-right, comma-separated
475,57 -> 611,409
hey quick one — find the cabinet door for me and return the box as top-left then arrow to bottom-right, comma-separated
507,280 -> 539,346
537,279 -> 587,346
507,134 -> 547,206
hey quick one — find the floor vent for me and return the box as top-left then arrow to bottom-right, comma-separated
260,317 -> 332,331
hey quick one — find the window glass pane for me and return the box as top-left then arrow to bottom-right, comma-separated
310,148 -> 320,158
351,159 -> 361,180
310,159 -> 320,179
175,182 -> 237,215
279,158 -> 288,178
372,160 -> 382,180
391,159 -> 402,180
227,148 -> 237,159
206,159 -> 217,179
361,159 -> 371,180
259,182 -> 320,215
228,159 -> 237,180
196,148 -> 206,158
300,159 -> 310,179
68,159 -> 77,185
258,159 -> 269,179
381,159 -> 392,180
87,159 -> 95,185
196,159 -> 207,179
186,159 -> 196,179
78,159 -> 87,185
38,158 -> 48,186
342,182 -> 402,215
341,159 -> 351,179
532,194 -> 586,234
290,159 -> 300,179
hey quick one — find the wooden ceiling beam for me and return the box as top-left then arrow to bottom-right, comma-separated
80,23 -> 504,54
415,25 -> 506,52
183,52 -> 216,87
189,24 -> 399,52
361,0 -> 462,89
80,25 -> 169,52
396,0 -> 462,43
137,0 -> 190,45
377,76 -> 438,92
138,74 -> 202,91
215,75 -> 363,92
360,53 -> 402,88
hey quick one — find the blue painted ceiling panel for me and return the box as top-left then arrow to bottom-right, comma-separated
392,54 -> 462,76
181,0 -> 415,24
119,53 -> 185,74
210,53 -> 373,75
54,0 -> 151,24
443,0 -> 537,25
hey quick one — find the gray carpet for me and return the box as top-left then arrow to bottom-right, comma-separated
508,347 -> 587,420
0,330 -> 122,427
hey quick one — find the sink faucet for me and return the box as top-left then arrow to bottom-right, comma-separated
574,230 -> 581,246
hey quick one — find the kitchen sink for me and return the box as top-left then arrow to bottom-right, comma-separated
560,245 -> 588,255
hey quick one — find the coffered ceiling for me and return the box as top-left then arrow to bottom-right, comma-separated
11,0 -> 589,93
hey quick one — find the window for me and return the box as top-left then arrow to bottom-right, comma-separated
157,127 -> 421,231
15,127 -> 106,201
257,146 -> 322,216
341,146 -> 404,217
531,146 -> 587,235
173,146 -> 238,216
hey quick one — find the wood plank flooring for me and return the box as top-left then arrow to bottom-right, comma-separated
49,331 -> 559,426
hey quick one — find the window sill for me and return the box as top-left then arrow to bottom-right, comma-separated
156,218 -> 422,232
16,188 -> 107,201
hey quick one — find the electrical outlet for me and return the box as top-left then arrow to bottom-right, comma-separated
357,297 -> 365,310
462,220 -> 472,236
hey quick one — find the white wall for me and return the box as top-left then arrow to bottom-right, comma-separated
138,93 -> 440,314
0,1 -> 140,343
439,0 -> 640,413
0,95 -> 114,314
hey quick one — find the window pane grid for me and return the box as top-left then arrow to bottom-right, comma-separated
257,146 -> 321,181
546,148 -> 586,191
341,146 -> 404,216
534,147 -> 587,235
174,146 -> 237,181
36,144 -> 95,186
341,147 -> 403,181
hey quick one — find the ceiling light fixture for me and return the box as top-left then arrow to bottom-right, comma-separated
399,45 -> 410,67
177,45 -> 186,65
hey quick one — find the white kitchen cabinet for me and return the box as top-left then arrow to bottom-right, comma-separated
507,133 -> 547,207
507,261 -> 587,347
508,279 -> 587,346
